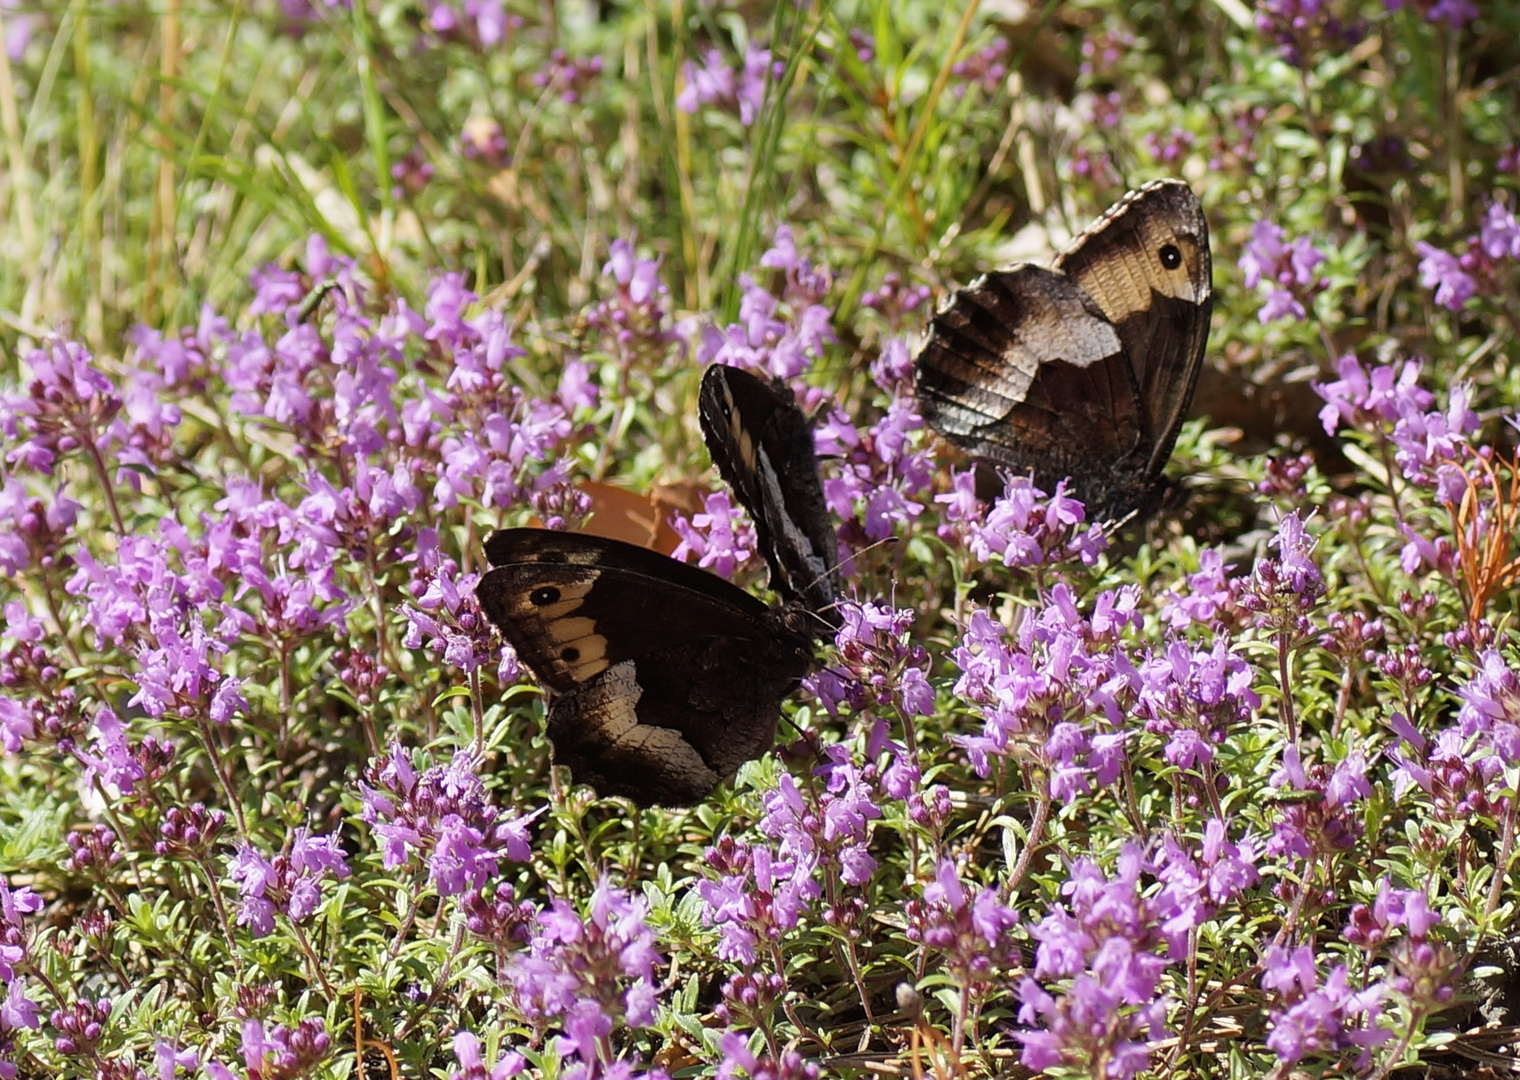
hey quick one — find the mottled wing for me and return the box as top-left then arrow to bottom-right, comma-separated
477,528 -> 814,805
914,264 -> 1152,520
479,528 -> 772,691
1054,178 -> 1213,480
698,364 -> 840,628
544,639 -> 803,805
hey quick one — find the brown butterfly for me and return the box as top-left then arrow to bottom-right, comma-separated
914,178 -> 1213,524
476,366 -> 838,805
476,529 -> 817,805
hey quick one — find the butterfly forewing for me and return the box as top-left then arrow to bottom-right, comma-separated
1054,179 -> 1213,478
478,528 -> 816,806
698,364 -> 840,628
914,178 -> 1213,524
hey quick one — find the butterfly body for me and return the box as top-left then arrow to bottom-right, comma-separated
915,178 -> 1212,524
477,528 -> 816,805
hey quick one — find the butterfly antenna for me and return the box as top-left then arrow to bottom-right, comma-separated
794,534 -> 903,634
795,534 -> 922,655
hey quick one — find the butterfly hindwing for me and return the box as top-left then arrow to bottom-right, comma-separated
477,528 -> 815,805
913,265 -> 1150,508
698,364 -> 840,627
914,178 -> 1212,524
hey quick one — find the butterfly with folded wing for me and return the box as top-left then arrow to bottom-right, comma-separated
914,178 -> 1213,525
476,364 -> 839,805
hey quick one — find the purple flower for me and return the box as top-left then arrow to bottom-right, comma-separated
1144,126 -> 1195,165
807,601 -> 934,792
227,828 -> 350,937
1239,220 -> 1328,323
950,37 -> 1009,95
360,745 -> 536,896
905,860 -> 1021,990
1386,713 -> 1501,819
1345,878 -> 1434,948
1387,0 -> 1478,27
697,837 -> 815,965
460,115 -> 510,168
1260,946 -> 1389,1067
65,824 -> 121,877
1479,201 -> 1520,259
450,1031 -> 525,1080
1155,821 -> 1260,930
1389,381 -> 1478,483
74,707 -> 144,795
1313,355 -> 1484,505
0,480 -> 79,577
505,878 -> 663,1067
1343,880 -> 1463,1011
755,752 -> 882,905
1137,635 -> 1259,776
48,996 -> 111,1057
677,50 -> 737,114
938,471 -> 1107,568
1238,512 -> 1325,641
3,2 -> 35,60
1266,747 -> 1367,860
0,878 -> 42,1004
669,491 -> 757,580
1315,354 -> 1433,436
3,337 -> 122,479
391,147 -> 435,200
1258,288 -> 1305,321
1455,649 -> 1520,764
677,44 -> 774,125
407,566 -> 500,675
155,803 -> 227,860
717,1030 -> 820,1080
154,1041 -> 201,1079
1257,0 -> 1365,65
860,279 -> 932,336
225,1019 -> 332,1079
700,228 -> 836,382
948,586 -> 1141,790
1016,847 -> 1176,1079
813,398 -> 933,545
532,48 -> 604,103
1,979 -> 40,1035
1160,547 -> 1236,628
462,882 -> 537,948
1415,240 -> 1478,311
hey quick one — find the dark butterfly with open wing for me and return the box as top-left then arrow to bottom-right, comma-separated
476,366 -> 839,805
476,529 -> 817,805
698,363 -> 841,628
914,178 -> 1213,524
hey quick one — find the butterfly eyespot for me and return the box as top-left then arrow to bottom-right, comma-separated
561,646 -> 580,662
530,586 -> 561,606
1159,243 -> 1182,269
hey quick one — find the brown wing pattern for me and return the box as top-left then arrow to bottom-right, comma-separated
914,178 -> 1212,523
1055,178 -> 1213,479
477,528 -> 815,805
914,266 -> 1151,519
545,636 -> 804,805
